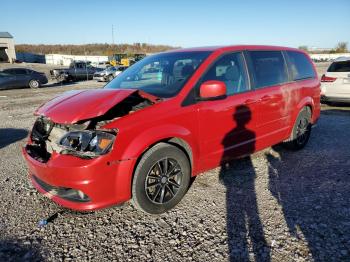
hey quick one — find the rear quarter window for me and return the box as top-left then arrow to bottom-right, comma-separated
248,51 -> 288,88
286,51 -> 316,80
328,61 -> 350,72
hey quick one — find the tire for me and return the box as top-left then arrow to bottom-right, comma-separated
29,79 -> 40,89
131,143 -> 191,214
108,75 -> 114,82
57,74 -> 66,83
284,107 -> 312,150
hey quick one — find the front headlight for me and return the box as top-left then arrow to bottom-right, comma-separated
59,131 -> 115,155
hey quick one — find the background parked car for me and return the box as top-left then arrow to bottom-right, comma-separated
93,66 -> 128,82
0,68 -> 48,89
321,57 -> 350,103
50,61 -> 101,83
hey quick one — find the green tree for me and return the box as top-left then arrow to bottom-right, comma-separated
334,42 -> 348,53
298,45 -> 308,51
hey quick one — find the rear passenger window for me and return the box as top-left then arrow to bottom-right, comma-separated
286,51 -> 315,80
249,51 -> 288,88
201,52 -> 249,95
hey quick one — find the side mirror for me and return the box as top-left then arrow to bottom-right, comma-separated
199,80 -> 227,100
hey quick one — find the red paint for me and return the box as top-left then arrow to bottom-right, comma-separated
199,80 -> 227,99
23,45 -> 321,211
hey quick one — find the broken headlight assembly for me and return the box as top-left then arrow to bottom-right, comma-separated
59,131 -> 115,156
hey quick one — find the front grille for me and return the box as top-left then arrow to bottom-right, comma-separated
33,175 -> 91,203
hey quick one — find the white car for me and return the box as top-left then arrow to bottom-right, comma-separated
321,57 -> 350,103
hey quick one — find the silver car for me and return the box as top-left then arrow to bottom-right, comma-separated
93,66 -> 128,82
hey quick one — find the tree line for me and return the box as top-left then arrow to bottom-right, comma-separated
299,42 -> 348,54
15,43 -> 179,55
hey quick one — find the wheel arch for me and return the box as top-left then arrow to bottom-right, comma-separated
286,99 -> 314,139
129,137 -> 194,200
131,136 -> 194,180
296,97 -> 314,122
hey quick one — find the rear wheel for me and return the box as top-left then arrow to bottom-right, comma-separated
131,143 -> 191,214
29,79 -> 40,88
284,107 -> 312,150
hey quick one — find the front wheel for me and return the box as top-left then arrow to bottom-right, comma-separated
29,79 -> 40,88
131,143 -> 191,214
284,107 -> 312,150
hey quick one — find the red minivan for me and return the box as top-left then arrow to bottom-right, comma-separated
22,46 -> 320,214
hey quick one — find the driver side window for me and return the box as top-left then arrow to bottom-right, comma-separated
201,52 -> 249,95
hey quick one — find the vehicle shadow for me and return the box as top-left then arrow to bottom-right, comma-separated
266,141 -> 350,261
322,101 -> 350,107
219,105 -> 270,261
0,128 -> 28,149
0,239 -> 43,261
321,108 -> 350,116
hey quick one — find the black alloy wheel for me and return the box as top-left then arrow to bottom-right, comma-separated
145,157 -> 183,204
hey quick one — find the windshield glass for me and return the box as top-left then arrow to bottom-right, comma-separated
104,51 -> 211,98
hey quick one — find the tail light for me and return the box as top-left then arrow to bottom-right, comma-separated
321,74 -> 337,82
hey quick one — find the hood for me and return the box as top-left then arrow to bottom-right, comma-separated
35,89 -> 140,124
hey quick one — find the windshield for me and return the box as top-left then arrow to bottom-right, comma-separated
104,51 -> 211,98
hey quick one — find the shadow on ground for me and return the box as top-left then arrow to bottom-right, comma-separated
0,128 -> 28,149
219,112 -> 350,261
266,141 -> 350,260
0,239 -> 43,261
220,105 -> 271,261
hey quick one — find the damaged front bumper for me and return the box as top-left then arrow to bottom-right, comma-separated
23,147 -> 136,211
23,117 -> 134,211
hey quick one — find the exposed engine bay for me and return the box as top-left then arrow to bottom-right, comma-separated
26,91 -> 155,163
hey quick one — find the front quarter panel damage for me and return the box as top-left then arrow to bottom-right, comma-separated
27,89 -> 157,162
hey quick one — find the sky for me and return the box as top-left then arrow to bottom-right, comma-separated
1,0 -> 349,49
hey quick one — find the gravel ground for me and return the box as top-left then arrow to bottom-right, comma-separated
1,75 -> 350,261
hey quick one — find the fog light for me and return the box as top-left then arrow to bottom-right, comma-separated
32,175 -> 91,203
